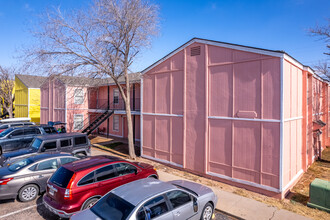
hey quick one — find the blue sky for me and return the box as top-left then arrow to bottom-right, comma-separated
0,0 -> 329,72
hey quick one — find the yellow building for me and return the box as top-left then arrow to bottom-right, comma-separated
15,75 -> 46,123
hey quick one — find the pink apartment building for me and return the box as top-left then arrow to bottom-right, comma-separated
40,74 -> 141,140
141,38 -> 329,198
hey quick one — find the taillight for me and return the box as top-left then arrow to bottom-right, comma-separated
0,177 -> 13,185
64,173 -> 76,200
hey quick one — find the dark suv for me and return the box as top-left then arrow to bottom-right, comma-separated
0,133 -> 91,167
0,125 -> 58,154
43,155 -> 158,218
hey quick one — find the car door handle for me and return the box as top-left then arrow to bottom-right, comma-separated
174,211 -> 180,216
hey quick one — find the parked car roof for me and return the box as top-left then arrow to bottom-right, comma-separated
35,132 -> 86,140
26,152 -> 73,162
111,178 -> 176,206
62,155 -> 122,172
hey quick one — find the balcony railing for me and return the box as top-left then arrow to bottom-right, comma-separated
89,98 -> 140,111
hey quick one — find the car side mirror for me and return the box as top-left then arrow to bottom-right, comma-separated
40,147 -> 45,152
8,135 -> 12,139
134,169 -> 138,175
193,197 -> 198,212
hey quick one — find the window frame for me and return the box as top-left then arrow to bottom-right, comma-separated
113,88 -> 119,104
95,164 -> 118,182
73,114 -> 84,130
112,115 -> 119,131
136,194 -> 170,220
74,88 -> 84,105
42,141 -> 58,151
60,138 -> 72,148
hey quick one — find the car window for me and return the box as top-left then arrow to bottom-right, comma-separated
10,129 -> 24,136
60,139 -> 72,148
60,157 -> 78,165
90,193 -> 134,220
44,127 -> 57,134
137,195 -> 169,220
8,158 -> 34,172
95,164 -> 116,181
37,159 -> 58,170
43,141 -> 57,150
11,123 -> 23,127
0,125 -> 9,129
74,136 -> 87,145
78,172 -> 95,186
166,190 -> 191,209
50,167 -> 74,188
114,163 -> 137,176
24,128 -> 41,135
0,128 -> 12,137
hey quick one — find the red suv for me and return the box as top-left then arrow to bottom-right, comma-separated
43,155 -> 158,218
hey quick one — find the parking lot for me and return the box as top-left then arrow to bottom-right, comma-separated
0,147 -> 234,220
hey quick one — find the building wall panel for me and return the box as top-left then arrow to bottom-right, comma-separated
209,119 -> 232,177
155,73 -> 170,114
234,61 -> 261,118
262,59 -> 280,120
171,117 -> 183,165
143,75 -> 155,113
171,71 -> 183,115
185,43 -> 206,173
209,65 -> 233,117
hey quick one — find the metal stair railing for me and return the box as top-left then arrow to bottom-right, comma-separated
86,110 -> 114,135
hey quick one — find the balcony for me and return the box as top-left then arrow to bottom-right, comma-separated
89,98 -> 140,111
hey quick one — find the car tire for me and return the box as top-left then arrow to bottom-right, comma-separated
200,202 -> 213,220
147,175 -> 158,179
0,146 -> 2,155
82,197 -> 99,210
18,184 -> 39,202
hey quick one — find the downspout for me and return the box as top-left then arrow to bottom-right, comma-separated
107,85 -> 110,138
133,83 -> 136,143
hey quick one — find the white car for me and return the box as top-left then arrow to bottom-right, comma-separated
71,178 -> 218,220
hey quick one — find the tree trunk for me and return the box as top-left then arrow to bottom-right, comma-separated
125,98 -> 136,159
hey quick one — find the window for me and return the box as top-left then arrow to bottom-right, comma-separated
44,127 -> 57,134
24,128 -> 40,135
74,136 -> 87,145
11,123 -> 23,127
78,172 -> 95,186
43,141 -> 57,150
166,190 -> 191,209
60,157 -> 77,165
74,114 -> 84,130
50,167 -> 74,188
0,125 -> 8,129
113,115 -> 119,131
37,159 -> 58,170
74,88 -> 84,104
114,163 -> 137,176
95,165 -> 116,181
61,139 -> 72,148
138,196 -> 169,220
10,129 -> 24,137
113,88 -> 119,104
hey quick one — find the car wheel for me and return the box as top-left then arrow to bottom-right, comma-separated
0,147 -> 2,155
147,175 -> 158,179
82,198 -> 99,210
18,184 -> 39,202
200,202 -> 213,220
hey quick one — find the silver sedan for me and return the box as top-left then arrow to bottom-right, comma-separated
71,178 -> 218,220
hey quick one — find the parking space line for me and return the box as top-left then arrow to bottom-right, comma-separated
0,204 -> 42,219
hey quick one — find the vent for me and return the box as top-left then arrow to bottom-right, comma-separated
190,46 -> 201,56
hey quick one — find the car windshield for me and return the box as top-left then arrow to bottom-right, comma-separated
91,193 -> 134,220
30,138 -> 42,150
8,158 -> 34,172
0,128 -> 13,137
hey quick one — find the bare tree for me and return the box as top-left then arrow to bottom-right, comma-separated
313,61 -> 330,78
27,0 -> 159,159
0,66 -> 15,118
309,18 -> 330,56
